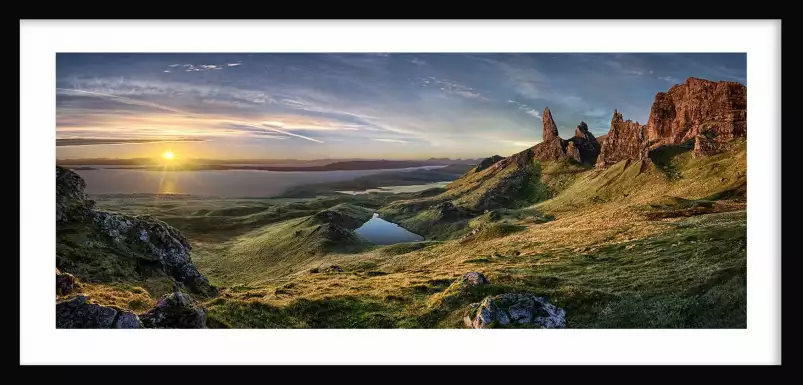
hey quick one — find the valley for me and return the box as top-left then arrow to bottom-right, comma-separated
55,77 -> 748,329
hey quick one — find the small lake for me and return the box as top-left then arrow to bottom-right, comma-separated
336,181 -> 451,195
355,213 -> 424,245
71,166 -> 446,198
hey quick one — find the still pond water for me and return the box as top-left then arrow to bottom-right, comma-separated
355,213 -> 424,245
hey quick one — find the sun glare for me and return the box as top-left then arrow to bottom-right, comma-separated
162,151 -> 174,160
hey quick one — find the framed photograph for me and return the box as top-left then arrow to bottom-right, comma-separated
20,19 -> 782,365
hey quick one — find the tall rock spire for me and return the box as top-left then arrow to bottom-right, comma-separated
542,107 -> 560,142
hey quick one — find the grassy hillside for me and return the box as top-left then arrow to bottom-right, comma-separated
84,139 -> 747,328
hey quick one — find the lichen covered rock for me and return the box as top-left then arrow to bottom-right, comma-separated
56,295 -> 142,328
140,292 -> 207,328
458,272 -> 491,288
56,166 -> 218,297
464,293 -> 566,329
92,211 -> 218,296
693,133 -> 722,157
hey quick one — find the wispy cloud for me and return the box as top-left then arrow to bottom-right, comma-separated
56,138 -> 206,147
409,57 -> 428,66
372,138 -> 408,144
658,76 -> 680,83
507,100 -> 542,120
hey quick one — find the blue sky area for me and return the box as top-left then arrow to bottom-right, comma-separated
56,53 -> 746,160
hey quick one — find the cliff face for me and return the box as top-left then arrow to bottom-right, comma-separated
595,110 -> 649,169
645,77 -> 746,148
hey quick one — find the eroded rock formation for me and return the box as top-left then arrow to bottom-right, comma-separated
645,77 -> 746,148
595,110 -> 649,169
531,108 -> 601,165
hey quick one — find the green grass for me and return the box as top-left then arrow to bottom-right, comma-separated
78,139 -> 747,328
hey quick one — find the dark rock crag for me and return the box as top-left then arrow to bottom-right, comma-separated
56,166 -> 218,297
140,292 -> 208,328
531,107 -> 601,165
473,155 -> 505,173
645,77 -> 746,149
56,295 -> 143,328
464,293 -> 566,329
595,110 -> 649,169
56,268 -> 76,296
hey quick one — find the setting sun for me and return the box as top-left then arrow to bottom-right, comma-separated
162,151 -> 174,160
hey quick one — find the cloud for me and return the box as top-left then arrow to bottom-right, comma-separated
624,69 -> 645,76
409,57 -> 428,66
418,77 -> 483,99
658,76 -> 680,83
226,62 -> 242,67
507,100 -> 542,120
372,138 -> 408,144
56,138 -> 206,147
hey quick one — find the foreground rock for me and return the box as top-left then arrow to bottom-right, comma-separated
56,268 -> 76,296
464,293 -> 566,329
56,166 -> 218,297
595,110 -> 649,169
140,292 -> 207,328
645,77 -> 746,148
459,272 -> 491,288
56,166 -> 95,223
56,295 -> 142,328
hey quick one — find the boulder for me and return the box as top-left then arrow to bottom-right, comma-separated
457,272 -> 491,288
464,293 -> 566,329
140,292 -> 207,328
56,268 -> 76,296
56,295 -> 142,328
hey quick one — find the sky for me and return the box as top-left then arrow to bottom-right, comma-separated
56,53 -> 746,160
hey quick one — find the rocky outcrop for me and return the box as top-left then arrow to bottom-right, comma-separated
457,272 -> 491,288
565,141 -> 581,162
56,166 -> 218,297
595,110 -> 649,169
56,166 -> 95,223
542,107 -> 560,142
531,108 -> 601,165
645,77 -> 746,148
473,155 -> 505,173
140,292 -> 207,328
56,295 -> 143,328
56,268 -> 75,296
464,293 -> 566,329
571,122 -> 602,164
693,133 -> 722,157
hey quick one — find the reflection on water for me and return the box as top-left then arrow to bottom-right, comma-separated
72,166 -> 445,198
355,213 -> 424,245
336,181 -> 451,195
